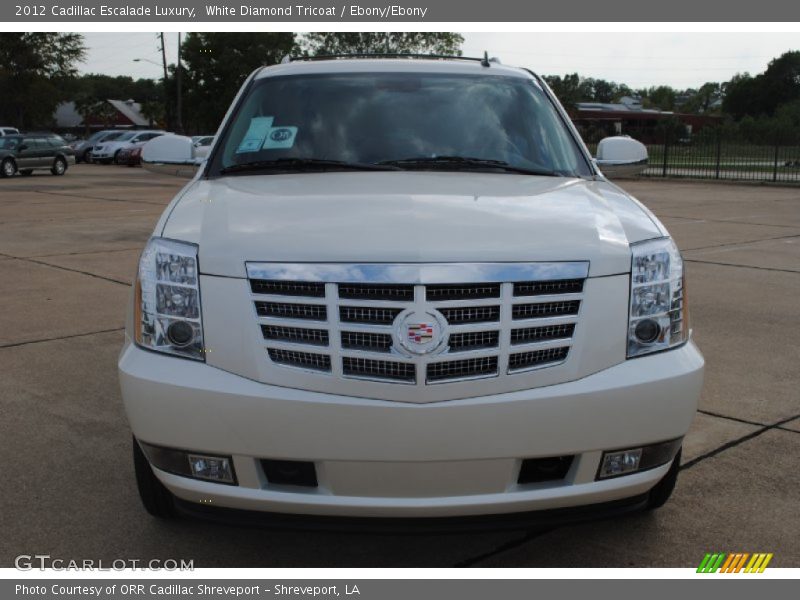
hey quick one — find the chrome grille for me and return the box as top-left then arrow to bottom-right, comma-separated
339,283 -> 414,301
247,262 -> 586,389
448,331 -> 499,352
340,306 -> 402,325
427,356 -> 498,383
263,325 -> 329,346
512,300 -> 580,320
268,348 -> 331,371
341,331 -> 393,352
426,283 -> 501,301
439,305 -> 500,324
514,279 -> 584,296
343,357 -> 416,382
508,346 -> 570,372
510,323 -> 575,345
251,279 -> 325,297
256,301 -> 327,321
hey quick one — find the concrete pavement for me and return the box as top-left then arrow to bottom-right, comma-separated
1,167 -> 798,567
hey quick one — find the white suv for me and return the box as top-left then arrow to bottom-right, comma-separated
122,57 -> 703,523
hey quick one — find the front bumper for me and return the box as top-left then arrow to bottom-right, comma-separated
119,340 -> 703,518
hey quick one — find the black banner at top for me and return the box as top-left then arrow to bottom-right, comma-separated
3,0 -> 800,22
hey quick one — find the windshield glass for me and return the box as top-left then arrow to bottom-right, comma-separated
210,72 -> 591,177
114,132 -> 136,142
100,132 -> 123,142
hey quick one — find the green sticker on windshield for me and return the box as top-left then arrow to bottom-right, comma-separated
263,126 -> 298,149
236,116 -> 274,153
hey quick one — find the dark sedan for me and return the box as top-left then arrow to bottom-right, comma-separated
0,134 -> 76,177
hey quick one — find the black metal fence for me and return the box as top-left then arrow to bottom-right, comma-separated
580,126 -> 800,184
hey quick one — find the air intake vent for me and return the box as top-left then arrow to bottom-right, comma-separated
426,283 -> 501,301
448,331 -> 499,352
510,323 -> 575,345
427,356 -> 498,382
341,331 -> 393,352
338,283 -> 414,301
256,302 -> 327,321
250,279 -> 325,297
508,347 -> 569,371
512,300 -> 580,320
517,455 -> 574,484
514,279 -> 584,296
262,325 -> 329,346
268,348 -> 331,371
339,306 -> 402,325
343,357 -> 415,382
439,305 -> 500,325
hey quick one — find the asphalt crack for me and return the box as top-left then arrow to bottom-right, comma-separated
684,259 -> 799,275
453,528 -> 554,568
0,327 -> 125,349
4,254 -> 131,286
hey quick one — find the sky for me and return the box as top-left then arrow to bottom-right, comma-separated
79,32 -> 800,90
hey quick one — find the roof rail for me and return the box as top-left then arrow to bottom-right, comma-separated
280,53 -> 497,67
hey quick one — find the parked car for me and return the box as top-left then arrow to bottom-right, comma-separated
1,126 -> 20,136
116,142 -> 145,167
92,130 -> 165,164
124,56 -> 703,522
71,129 -> 124,163
0,133 -> 75,177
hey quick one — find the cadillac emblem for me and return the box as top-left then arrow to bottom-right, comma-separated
394,310 -> 447,356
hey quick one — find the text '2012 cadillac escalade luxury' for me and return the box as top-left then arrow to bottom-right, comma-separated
120,56 -> 704,524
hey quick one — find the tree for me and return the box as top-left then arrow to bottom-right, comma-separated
543,73 -> 585,106
0,33 -> 85,129
301,33 -> 463,56
179,33 -> 296,133
643,85 -> 677,111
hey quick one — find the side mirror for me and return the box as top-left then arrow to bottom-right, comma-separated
595,136 -> 648,179
141,134 -> 203,178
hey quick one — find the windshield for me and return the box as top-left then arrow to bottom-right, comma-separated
100,132 -> 124,142
114,132 -> 136,142
209,72 -> 591,177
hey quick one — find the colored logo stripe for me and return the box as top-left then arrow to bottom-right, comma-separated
698,552 -> 772,573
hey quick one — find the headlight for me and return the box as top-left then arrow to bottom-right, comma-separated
134,237 -> 204,361
627,237 -> 688,358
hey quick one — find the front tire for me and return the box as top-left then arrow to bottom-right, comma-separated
646,448 -> 681,510
51,157 -> 67,176
132,437 -> 176,519
1,158 -> 16,178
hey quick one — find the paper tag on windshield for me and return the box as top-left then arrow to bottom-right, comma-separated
236,116 -> 274,153
263,126 -> 298,149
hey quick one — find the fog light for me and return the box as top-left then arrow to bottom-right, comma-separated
188,454 -> 235,484
597,438 -> 683,480
599,449 -> 642,478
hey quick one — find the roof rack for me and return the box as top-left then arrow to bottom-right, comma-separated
280,52 -> 499,67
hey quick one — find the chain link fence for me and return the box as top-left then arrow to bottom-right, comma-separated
580,124 -> 800,184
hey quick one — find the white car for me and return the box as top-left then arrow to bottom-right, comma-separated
91,130 -> 165,164
121,56 -> 703,523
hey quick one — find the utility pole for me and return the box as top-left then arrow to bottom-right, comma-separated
176,32 -> 184,134
159,32 -> 171,130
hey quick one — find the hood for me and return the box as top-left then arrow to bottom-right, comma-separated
161,172 -> 664,278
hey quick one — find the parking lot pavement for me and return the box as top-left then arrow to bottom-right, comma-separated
1,167 -> 798,567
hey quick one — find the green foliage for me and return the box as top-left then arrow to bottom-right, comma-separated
179,32 -> 297,133
0,33 -> 85,129
301,33 -> 464,56
723,51 -> 800,119
542,73 -> 631,105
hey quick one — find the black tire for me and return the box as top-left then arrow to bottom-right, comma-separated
113,149 -> 122,164
646,448 -> 681,510
133,436 -> 177,519
51,156 -> 67,176
0,158 -> 15,178
20,169 -> 33,176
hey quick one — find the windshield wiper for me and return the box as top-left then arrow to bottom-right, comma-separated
377,156 -> 560,177
220,157 -> 400,174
